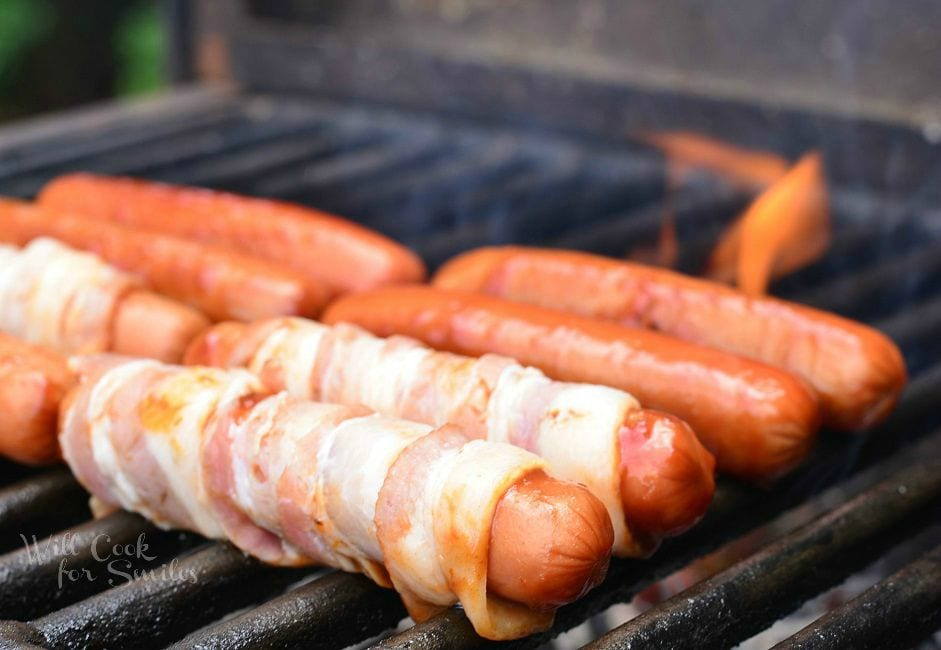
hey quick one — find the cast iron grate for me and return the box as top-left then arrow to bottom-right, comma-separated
0,90 -> 938,649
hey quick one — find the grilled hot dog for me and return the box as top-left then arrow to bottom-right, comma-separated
323,286 -> 821,481
433,246 -> 907,430
112,291 -> 210,362
39,173 -> 427,294
186,318 -> 715,555
0,199 -> 331,321
61,356 -> 612,639
0,333 -> 73,465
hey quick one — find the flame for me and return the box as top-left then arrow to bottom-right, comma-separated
705,152 -> 830,295
638,131 -> 790,189
632,131 -> 791,269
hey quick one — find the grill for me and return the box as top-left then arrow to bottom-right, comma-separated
1,2 -> 940,648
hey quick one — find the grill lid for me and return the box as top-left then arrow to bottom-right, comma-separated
185,0 -> 941,195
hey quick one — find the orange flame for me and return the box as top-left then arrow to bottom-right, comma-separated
633,131 -> 791,270
638,131 -> 790,189
705,152 -> 830,295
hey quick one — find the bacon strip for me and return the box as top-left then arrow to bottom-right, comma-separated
60,356 -> 558,639
186,317 -> 716,556
0,238 -> 139,355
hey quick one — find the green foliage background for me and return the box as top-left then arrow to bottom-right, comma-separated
0,0 -> 165,121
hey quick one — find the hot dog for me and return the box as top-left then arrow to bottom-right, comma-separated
485,469 -> 613,608
112,291 -> 210,362
61,356 -> 613,639
0,199 -> 331,321
187,318 -> 715,555
433,246 -> 907,431
0,333 -> 73,465
0,238 -> 208,362
323,287 -> 821,481
38,173 -> 427,294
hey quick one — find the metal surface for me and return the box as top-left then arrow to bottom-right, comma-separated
0,88 -> 938,647
0,471 -> 89,555
172,572 -> 406,650
580,437 -> 941,650
209,0 -> 941,129
20,543 -> 309,649
771,544 -> 941,650
0,512 -> 201,621
204,1 -> 941,196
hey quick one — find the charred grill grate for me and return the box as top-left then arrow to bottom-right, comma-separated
0,90 -> 939,649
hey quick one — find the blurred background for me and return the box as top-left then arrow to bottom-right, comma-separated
0,0 -> 165,122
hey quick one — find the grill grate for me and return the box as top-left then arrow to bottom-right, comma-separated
769,543 -> 941,650
0,89 -> 939,649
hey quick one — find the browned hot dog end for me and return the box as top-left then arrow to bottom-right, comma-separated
487,470 -> 614,609
619,409 -> 715,543
112,291 -> 210,363
0,334 -> 74,465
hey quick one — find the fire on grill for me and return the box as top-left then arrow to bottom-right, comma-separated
0,1 -> 940,649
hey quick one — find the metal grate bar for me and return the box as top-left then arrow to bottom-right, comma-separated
347,144 -> 662,245
152,128 -> 384,191
411,167 -> 587,266
0,511 -> 200,620
405,156 -> 667,267
523,175 -> 665,244
51,120 -> 335,186
171,572 -> 406,650
0,471 -> 88,554
0,114 -> 250,198
0,121 -> 355,200
861,361 -> 941,464
0,100 -> 242,180
877,294 -> 941,374
0,459 -> 37,488
796,244 -> 941,321
769,543 -> 941,650
392,161 -> 551,241
336,139 -> 531,222
578,433 -> 941,650
7,543 -> 310,649
252,137 -> 450,201
0,89 -> 233,157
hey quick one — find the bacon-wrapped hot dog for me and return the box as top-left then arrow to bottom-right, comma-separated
0,199 -> 331,321
0,238 -> 208,361
323,287 -> 822,482
186,317 -> 715,556
433,246 -> 907,430
39,173 -> 427,294
0,333 -> 73,465
60,356 -> 613,640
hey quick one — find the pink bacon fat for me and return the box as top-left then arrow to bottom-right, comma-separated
185,317 -> 716,557
0,237 -> 207,362
58,355 -> 613,641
